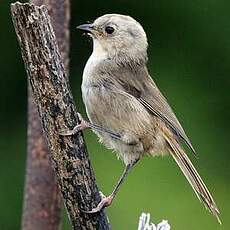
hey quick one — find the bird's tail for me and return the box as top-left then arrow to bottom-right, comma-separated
164,134 -> 221,224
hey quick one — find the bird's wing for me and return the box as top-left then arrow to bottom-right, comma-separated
112,66 -> 221,222
113,66 -> 196,155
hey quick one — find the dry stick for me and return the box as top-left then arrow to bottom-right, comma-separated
11,2 -> 110,230
21,0 -> 70,229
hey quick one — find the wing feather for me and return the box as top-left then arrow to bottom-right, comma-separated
114,66 -> 196,155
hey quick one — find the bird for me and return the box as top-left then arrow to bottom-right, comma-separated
61,14 -> 220,223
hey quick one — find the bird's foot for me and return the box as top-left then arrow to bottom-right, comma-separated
59,113 -> 89,136
83,194 -> 113,214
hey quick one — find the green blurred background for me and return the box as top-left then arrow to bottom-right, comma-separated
1,0 -> 230,229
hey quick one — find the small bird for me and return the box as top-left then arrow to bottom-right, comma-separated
62,14 -> 220,222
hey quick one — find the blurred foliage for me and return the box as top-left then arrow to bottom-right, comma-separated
0,0 -> 230,229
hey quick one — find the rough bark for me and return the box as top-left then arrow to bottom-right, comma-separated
11,2 -> 110,230
22,0 -> 71,229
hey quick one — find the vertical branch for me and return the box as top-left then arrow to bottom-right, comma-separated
11,2 -> 110,229
22,0 -> 70,229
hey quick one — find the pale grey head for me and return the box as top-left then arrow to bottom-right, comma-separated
77,14 -> 148,64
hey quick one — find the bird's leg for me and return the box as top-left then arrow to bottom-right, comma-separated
59,113 -> 121,140
83,158 -> 139,214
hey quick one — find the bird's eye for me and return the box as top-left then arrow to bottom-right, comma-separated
105,26 -> 115,34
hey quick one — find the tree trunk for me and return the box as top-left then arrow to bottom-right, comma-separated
21,0 -> 71,229
11,2 -> 110,230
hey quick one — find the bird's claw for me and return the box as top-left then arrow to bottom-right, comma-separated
82,195 -> 113,214
59,125 -> 82,136
59,113 -> 89,136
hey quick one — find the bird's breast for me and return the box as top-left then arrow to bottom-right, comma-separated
82,49 -> 108,85
81,83 -> 108,125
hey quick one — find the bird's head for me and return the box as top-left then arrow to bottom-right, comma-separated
77,14 -> 148,65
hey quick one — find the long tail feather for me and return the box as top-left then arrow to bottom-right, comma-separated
164,134 -> 221,224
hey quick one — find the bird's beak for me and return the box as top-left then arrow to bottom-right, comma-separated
77,23 -> 94,33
